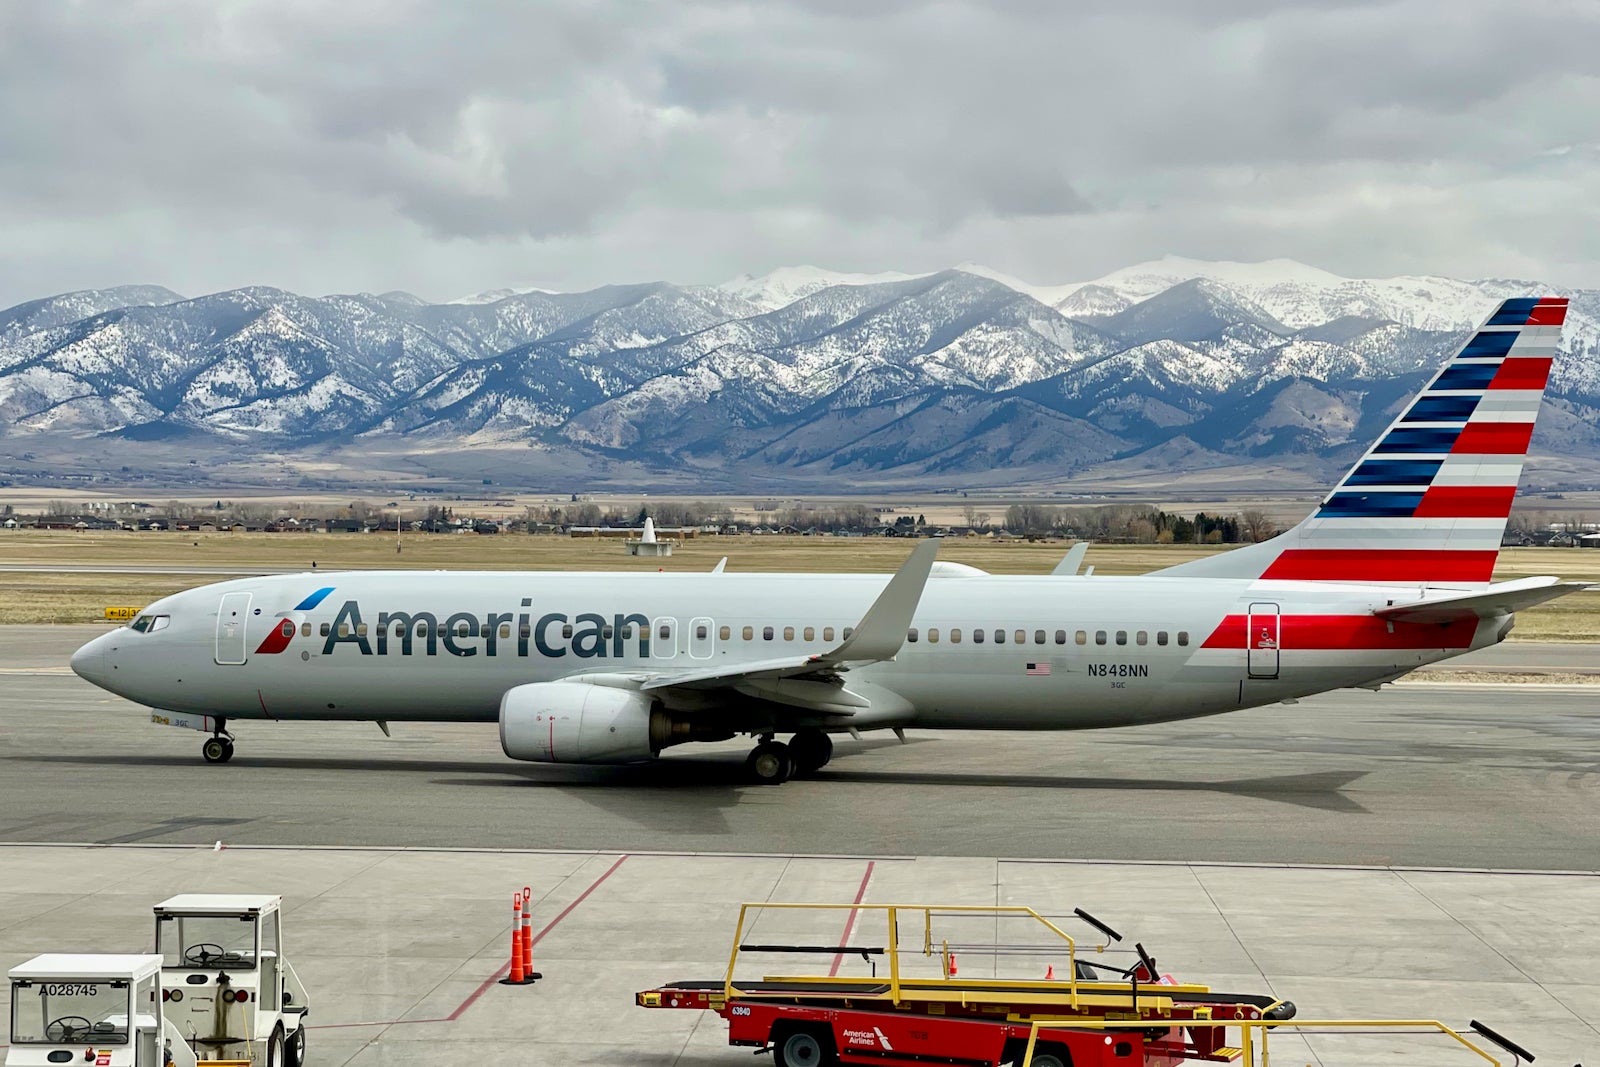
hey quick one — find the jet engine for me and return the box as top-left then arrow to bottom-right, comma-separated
499,682 -> 662,763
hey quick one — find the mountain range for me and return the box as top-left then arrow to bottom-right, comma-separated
1,258 -> 1596,493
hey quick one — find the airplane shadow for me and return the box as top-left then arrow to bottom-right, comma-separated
6,747 -> 1369,812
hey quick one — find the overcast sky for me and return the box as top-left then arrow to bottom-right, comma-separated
1,0 -> 1597,306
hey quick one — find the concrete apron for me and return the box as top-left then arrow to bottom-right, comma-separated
0,845 -> 1594,1066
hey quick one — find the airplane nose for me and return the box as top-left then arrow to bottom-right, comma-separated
70,635 -> 108,686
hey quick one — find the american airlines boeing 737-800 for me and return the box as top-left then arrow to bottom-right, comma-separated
70,297 -> 1589,783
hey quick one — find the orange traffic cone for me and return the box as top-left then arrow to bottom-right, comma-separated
521,885 -> 541,983
499,892 -> 529,985
948,953 -> 958,977
1045,964 -> 1054,980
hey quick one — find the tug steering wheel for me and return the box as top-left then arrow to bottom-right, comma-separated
183,943 -> 227,966
46,1016 -> 92,1042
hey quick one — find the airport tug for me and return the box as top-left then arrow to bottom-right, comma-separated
151,895 -> 311,1067
638,903 -> 1537,1067
6,954 -> 200,1067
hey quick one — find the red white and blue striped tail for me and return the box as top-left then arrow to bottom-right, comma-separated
1154,296 -> 1565,587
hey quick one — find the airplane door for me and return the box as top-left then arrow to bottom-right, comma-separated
689,616 -> 715,660
652,616 -> 678,660
1246,601 -> 1280,680
215,592 -> 253,665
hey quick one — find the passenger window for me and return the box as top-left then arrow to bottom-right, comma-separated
803,626 -> 815,641
973,629 -> 985,644
1115,630 -> 1127,645
658,623 -> 671,640
1136,631 -> 1148,646
1015,629 -> 1026,645
743,626 -> 754,641
520,622 -> 532,639
302,623 -> 312,637
763,626 -> 774,641
1055,630 -> 1066,645
927,628 -> 939,644
1177,631 -> 1190,646
338,623 -> 350,637
696,624 -> 708,640
719,625 -> 731,641
995,629 -> 1006,644
456,621 -> 469,637
395,622 -> 408,637
843,627 -> 854,640
603,625 -> 614,640
562,624 -> 574,639
1157,631 -> 1168,646
1075,630 -> 1087,645
783,626 -> 795,641
500,624 -> 511,639
358,624 -> 368,637
949,628 -> 961,643
320,623 -> 330,637
1095,630 -> 1107,645
907,628 -> 918,643
823,627 -> 835,642
1034,630 -> 1045,645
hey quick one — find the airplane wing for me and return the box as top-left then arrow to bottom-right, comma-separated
638,538 -> 940,696
1052,541 -> 1088,576
1374,576 -> 1595,624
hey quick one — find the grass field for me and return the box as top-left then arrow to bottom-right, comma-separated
1,531 -> 1597,638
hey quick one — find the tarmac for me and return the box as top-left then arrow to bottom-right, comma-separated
1,626 -> 1597,1063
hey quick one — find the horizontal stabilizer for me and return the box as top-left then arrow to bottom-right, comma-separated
1375,576 -> 1594,624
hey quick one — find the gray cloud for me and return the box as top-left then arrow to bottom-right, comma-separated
0,0 -> 1596,306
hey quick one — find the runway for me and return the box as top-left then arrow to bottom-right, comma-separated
3,666 -> 1596,870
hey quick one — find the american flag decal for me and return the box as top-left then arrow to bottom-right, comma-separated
1025,662 -> 1051,676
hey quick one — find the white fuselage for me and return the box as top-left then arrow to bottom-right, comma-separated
70,568 -> 1503,732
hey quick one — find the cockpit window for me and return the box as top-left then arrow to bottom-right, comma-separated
128,615 -> 170,633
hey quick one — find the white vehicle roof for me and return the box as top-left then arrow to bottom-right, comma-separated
154,893 -> 281,915
10,954 -> 163,982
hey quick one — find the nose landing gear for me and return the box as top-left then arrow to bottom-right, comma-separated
201,720 -> 235,764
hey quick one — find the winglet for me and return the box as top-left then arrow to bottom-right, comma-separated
711,557 -> 727,574
1052,541 -> 1088,576
819,538 -> 940,664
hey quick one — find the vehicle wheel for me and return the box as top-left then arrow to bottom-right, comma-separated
789,730 -> 833,776
773,1025 -> 834,1067
1030,1052 -> 1067,1067
745,741 -> 792,785
284,1023 -> 305,1067
267,1024 -> 285,1067
202,737 -> 230,763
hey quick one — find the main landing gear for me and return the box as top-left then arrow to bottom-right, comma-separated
201,719 -> 235,764
744,729 -> 834,785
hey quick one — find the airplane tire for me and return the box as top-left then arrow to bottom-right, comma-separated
789,730 -> 833,776
202,737 -> 231,764
746,742 -> 792,785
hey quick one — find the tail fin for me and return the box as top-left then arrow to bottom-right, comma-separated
1153,296 -> 1566,587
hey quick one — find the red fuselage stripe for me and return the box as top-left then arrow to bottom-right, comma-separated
1202,613 -> 1477,650
1260,549 -> 1498,583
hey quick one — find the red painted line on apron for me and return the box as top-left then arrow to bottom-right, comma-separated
308,853 -> 629,1030
828,860 -> 876,978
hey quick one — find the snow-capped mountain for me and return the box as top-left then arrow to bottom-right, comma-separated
0,262 -> 1595,490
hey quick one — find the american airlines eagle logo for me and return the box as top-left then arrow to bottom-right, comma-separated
252,587 -> 335,655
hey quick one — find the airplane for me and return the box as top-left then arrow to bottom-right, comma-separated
70,296 -> 1590,783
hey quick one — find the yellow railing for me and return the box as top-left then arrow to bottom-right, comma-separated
722,903 -> 1099,1008
1018,1016 -> 1510,1067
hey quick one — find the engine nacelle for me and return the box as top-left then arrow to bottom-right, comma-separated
499,682 -> 663,764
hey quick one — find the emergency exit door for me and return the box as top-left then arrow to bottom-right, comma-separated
215,592 -> 252,665
1247,601 -> 1280,679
